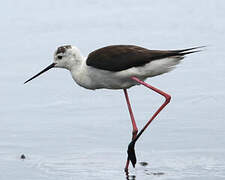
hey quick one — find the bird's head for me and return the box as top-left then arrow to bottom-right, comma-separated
24,45 -> 83,84
54,45 -> 83,69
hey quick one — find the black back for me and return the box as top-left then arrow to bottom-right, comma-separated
86,45 -> 200,72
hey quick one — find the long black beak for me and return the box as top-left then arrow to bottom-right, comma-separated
24,63 -> 56,84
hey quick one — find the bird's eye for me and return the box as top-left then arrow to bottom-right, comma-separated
58,55 -> 63,59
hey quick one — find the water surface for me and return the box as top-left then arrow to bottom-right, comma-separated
1,0 -> 225,179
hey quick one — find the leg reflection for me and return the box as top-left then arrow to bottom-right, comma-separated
125,169 -> 136,180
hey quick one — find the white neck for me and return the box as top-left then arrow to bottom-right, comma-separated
70,55 -> 94,89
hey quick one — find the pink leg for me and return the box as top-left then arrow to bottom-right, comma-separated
123,89 -> 138,139
127,76 -> 171,168
123,89 -> 138,172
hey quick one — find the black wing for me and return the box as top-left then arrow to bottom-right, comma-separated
86,45 -> 202,72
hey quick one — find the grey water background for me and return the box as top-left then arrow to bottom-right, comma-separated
1,0 -> 225,179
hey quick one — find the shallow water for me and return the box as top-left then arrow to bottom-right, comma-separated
1,0 -> 225,179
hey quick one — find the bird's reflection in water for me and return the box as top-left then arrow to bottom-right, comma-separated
125,161 -> 165,179
125,170 -> 136,180
125,170 -> 165,179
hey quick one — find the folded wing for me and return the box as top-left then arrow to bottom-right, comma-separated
86,45 -> 203,72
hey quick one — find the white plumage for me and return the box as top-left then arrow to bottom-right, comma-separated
24,45 -> 201,88
54,46 -> 184,90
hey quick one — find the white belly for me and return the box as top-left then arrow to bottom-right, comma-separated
71,56 -> 182,90
72,67 -> 141,90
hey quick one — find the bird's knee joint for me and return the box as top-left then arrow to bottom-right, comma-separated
165,94 -> 171,103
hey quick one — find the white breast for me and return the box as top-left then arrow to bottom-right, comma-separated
70,56 -> 183,90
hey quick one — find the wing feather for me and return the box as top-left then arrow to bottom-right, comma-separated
86,45 -> 202,71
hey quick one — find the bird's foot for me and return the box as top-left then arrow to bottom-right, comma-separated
127,141 -> 137,168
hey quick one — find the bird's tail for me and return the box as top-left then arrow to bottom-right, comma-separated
139,46 -> 205,78
173,46 -> 206,56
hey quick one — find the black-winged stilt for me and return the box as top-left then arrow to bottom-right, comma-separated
24,45 -> 202,171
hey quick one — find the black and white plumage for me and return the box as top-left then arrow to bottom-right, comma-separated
24,45 -> 202,89
24,44 -> 203,170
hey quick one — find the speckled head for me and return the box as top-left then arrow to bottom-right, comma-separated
54,45 -> 72,65
53,45 -> 83,70
55,45 -> 72,55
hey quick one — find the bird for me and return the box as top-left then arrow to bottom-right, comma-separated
24,44 -> 203,171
